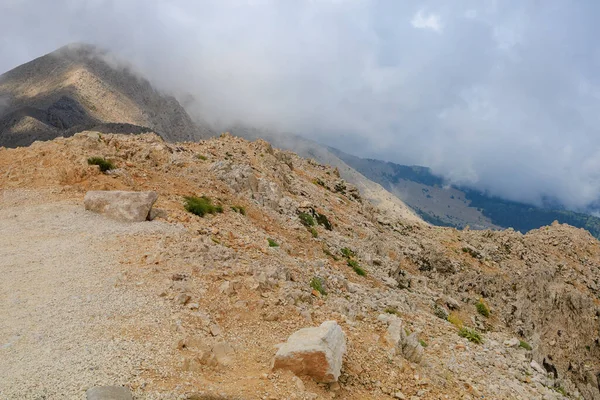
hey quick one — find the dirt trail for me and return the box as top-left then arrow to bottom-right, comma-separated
0,190 -> 180,399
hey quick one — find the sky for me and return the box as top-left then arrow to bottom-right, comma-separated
2,0 -> 600,210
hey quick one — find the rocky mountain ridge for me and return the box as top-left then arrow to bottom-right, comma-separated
0,43 -> 212,148
2,131 -> 600,399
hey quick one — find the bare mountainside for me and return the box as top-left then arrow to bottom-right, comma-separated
0,43 -> 212,147
2,131 -> 600,399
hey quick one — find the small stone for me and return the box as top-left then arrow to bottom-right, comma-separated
188,303 -> 200,310
394,392 -> 407,400
292,376 -> 305,391
86,386 -> 132,400
504,338 -> 520,348
176,293 -> 191,305
210,323 -> 222,336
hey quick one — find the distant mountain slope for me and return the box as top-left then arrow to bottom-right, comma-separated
0,43 -> 212,147
229,126 -> 424,224
330,147 -> 600,238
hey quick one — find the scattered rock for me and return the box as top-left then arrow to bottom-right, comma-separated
84,190 -> 158,222
175,293 -> 191,305
273,321 -> 346,382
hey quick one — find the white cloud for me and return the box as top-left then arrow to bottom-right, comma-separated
411,10 -> 443,33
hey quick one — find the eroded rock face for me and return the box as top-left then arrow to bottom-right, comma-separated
273,320 -> 346,382
84,190 -> 158,222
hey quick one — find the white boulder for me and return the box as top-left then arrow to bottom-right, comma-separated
84,191 -> 158,222
273,321 -> 346,382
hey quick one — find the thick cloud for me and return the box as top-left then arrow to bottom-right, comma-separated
2,0 -> 600,210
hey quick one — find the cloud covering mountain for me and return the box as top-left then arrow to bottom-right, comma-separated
2,0 -> 600,210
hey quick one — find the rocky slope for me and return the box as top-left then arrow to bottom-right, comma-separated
0,44 -> 212,147
2,131 -> 600,399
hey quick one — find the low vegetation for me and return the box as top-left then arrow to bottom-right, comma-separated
448,312 -> 463,328
519,340 -> 532,351
196,154 -> 208,161
458,327 -> 483,344
310,277 -> 327,296
309,227 -> 318,238
341,247 -> 356,259
315,212 -> 333,230
183,196 -> 223,217
347,259 -> 366,276
87,156 -> 115,172
298,212 -> 315,227
384,307 -> 399,315
476,299 -> 490,317
230,205 -> 246,215
267,238 -> 279,247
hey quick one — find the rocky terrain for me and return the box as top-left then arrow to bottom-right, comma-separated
2,131 -> 600,399
0,44 -> 212,148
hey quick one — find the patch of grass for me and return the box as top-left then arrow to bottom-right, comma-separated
231,205 -> 246,215
184,196 -> 223,217
458,327 -> 483,344
298,212 -> 315,227
323,248 -> 339,261
309,227 -> 318,238
419,339 -> 428,348
348,259 -> 366,276
196,154 -> 208,161
384,307 -> 398,315
448,312 -> 463,328
475,299 -> 490,318
554,386 -> 567,396
519,340 -> 532,351
87,157 -> 115,172
210,237 -> 220,244
267,238 -> 279,247
310,277 -> 327,296
341,247 -> 356,259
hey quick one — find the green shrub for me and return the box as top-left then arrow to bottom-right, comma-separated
475,299 -> 490,318
298,212 -> 315,227
309,227 -> 318,238
458,327 -> 483,344
419,339 -> 428,348
341,247 -> 356,259
310,277 -> 327,296
313,178 -> 326,187
348,259 -> 366,276
519,340 -> 532,351
184,196 -> 223,217
316,212 -> 333,230
267,238 -> 279,247
433,304 -> 449,320
231,205 -> 246,215
384,307 -> 398,315
87,157 -> 115,172
197,154 -> 208,161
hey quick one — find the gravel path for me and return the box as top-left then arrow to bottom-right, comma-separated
0,193 -> 180,399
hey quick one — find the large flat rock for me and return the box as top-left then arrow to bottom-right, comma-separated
84,190 -> 158,222
86,386 -> 133,400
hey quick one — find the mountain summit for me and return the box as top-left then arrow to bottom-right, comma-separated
0,43 -> 211,147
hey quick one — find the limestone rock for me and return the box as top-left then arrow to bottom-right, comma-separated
273,320 -> 346,382
84,190 -> 158,222
86,386 -> 132,400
